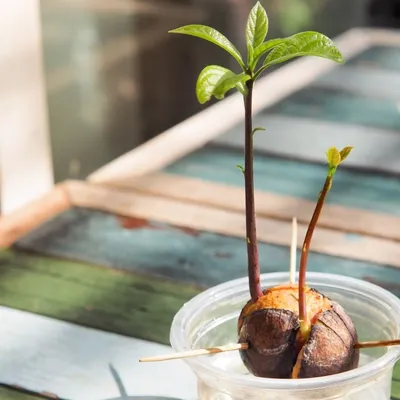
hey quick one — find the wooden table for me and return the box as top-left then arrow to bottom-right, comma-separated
1,27 -> 400,399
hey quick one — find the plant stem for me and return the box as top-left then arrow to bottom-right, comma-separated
299,176 -> 332,338
244,80 -> 262,303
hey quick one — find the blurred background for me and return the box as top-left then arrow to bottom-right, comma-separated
39,0 -> 399,183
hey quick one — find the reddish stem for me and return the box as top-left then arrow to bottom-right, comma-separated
298,176 -> 332,337
244,80 -> 262,302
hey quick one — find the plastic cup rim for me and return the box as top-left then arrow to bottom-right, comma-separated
170,271 -> 400,391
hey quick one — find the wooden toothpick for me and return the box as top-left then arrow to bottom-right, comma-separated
289,217 -> 297,285
139,338 -> 400,363
355,339 -> 400,349
139,342 -> 248,363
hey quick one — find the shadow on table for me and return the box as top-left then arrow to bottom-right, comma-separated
104,364 -> 183,400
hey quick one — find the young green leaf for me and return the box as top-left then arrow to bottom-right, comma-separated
236,81 -> 248,96
252,127 -> 266,135
246,2 -> 269,66
326,147 -> 341,167
196,65 -> 250,104
255,31 -> 344,78
237,164 -> 245,174
339,146 -> 353,162
251,38 -> 282,69
169,25 -> 245,70
214,72 -> 251,100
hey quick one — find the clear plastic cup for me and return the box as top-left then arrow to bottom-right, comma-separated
170,272 -> 400,399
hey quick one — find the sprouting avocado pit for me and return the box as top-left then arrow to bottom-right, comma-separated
237,284 -> 359,379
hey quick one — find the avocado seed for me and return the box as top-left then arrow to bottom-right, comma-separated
237,284 -> 359,379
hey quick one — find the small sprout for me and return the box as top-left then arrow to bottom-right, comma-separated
326,146 -> 354,178
326,147 -> 341,168
237,164 -> 245,174
326,146 -> 341,177
252,127 -> 266,136
238,147 -> 358,379
340,146 -> 354,162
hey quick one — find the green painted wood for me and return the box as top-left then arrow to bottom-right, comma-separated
392,361 -> 400,400
347,46 -> 400,71
7,207 -> 400,398
164,145 -> 400,215
263,86 -> 400,131
0,387 -> 48,400
0,248 -> 200,346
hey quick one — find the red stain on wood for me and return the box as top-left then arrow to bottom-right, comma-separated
176,226 -> 200,237
118,216 -> 200,237
42,392 -> 60,399
118,216 -> 154,230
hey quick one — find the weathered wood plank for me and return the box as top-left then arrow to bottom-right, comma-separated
60,181 -> 400,267
0,306 -> 196,400
0,249 -> 200,345
0,185 -> 71,248
315,66 -> 400,100
109,172 -> 400,242
213,115 -> 400,175
12,207 -> 400,298
262,86 -> 400,131
347,45 -> 400,70
164,146 -> 400,215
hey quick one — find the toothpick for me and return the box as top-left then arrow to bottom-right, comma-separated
289,217 -> 297,285
139,342 -> 248,363
355,339 -> 400,349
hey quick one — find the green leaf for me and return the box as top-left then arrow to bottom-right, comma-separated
339,146 -> 353,162
214,72 -> 251,100
237,164 -> 245,174
246,2 -> 269,66
196,65 -> 228,104
255,31 -> 344,78
169,25 -> 245,69
236,81 -> 248,96
195,65 -> 250,104
326,147 -> 341,168
252,127 -> 266,135
251,38 -> 282,69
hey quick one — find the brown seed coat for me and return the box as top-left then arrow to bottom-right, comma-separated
238,286 -> 359,379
